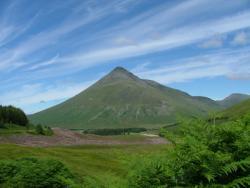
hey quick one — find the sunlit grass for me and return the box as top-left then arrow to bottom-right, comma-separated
0,144 -> 167,187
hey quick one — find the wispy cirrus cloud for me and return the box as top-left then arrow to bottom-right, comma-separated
27,54 -> 60,71
43,10 -> 250,73
198,37 -> 224,48
134,48 -> 250,84
231,31 -> 250,45
0,0 -> 136,72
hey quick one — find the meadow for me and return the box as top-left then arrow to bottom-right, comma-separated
0,144 -> 168,187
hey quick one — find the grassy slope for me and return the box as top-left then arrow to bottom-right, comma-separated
30,68 -> 221,129
0,144 -> 167,187
220,98 -> 250,119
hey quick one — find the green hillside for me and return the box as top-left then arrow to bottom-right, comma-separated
217,93 -> 250,108
29,67 -> 223,129
220,98 -> 250,120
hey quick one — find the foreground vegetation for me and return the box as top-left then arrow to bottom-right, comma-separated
0,144 -> 167,187
129,115 -> 250,187
1,114 -> 249,187
0,104 -> 249,187
0,157 -> 78,187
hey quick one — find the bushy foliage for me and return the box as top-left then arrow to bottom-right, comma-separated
35,124 -> 54,135
46,126 -> 54,136
129,115 -> 250,187
0,157 -> 79,188
129,158 -> 169,188
0,105 -> 28,126
35,124 -> 44,135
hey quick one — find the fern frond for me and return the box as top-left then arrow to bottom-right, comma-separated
203,172 -> 216,183
226,176 -> 250,188
221,158 -> 250,176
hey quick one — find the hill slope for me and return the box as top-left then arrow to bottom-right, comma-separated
30,67 -> 223,129
220,99 -> 250,120
218,93 -> 250,108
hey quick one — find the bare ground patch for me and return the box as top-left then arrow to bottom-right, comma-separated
0,128 -> 168,147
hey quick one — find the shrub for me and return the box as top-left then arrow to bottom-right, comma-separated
129,159 -> 169,188
35,124 -> 44,135
46,126 -> 54,136
0,157 -> 79,188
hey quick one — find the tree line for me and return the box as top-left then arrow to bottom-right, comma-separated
0,105 -> 28,126
83,127 -> 147,135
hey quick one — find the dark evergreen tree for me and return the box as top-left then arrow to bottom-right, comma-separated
0,105 -> 28,126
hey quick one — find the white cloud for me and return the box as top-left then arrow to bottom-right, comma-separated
114,37 -> 137,46
0,1 -> 40,47
199,37 -> 223,48
131,62 -> 151,73
0,1 -> 123,72
0,80 -> 95,113
27,54 -> 59,71
103,0 -> 249,42
231,31 -> 249,45
6,9 -> 247,84
55,11 -> 250,71
227,74 -> 250,80
134,48 -> 250,84
1,0 -> 250,77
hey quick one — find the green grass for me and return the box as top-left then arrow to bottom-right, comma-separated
0,144 -> 167,187
0,123 -> 53,137
0,124 -> 31,135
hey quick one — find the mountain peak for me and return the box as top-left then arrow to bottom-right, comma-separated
224,93 -> 249,100
112,66 -> 129,73
218,93 -> 250,108
30,67 -> 225,129
102,66 -> 139,82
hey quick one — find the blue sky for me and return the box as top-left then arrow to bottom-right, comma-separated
0,0 -> 250,114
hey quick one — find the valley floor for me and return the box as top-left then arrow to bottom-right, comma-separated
0,127 -> 169,187
0,128 -> 168,146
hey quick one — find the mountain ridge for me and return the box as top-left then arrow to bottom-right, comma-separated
29,67 -> 249,129
217,93 -> 250,108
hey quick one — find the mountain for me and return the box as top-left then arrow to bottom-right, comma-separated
218,93 -> 250,108
220,99 -> 250,120
30,67 -> 230,129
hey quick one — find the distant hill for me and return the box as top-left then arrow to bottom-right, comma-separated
29,67 -> 245,129
220,99 -> 250,120
217,93 -> 250,108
